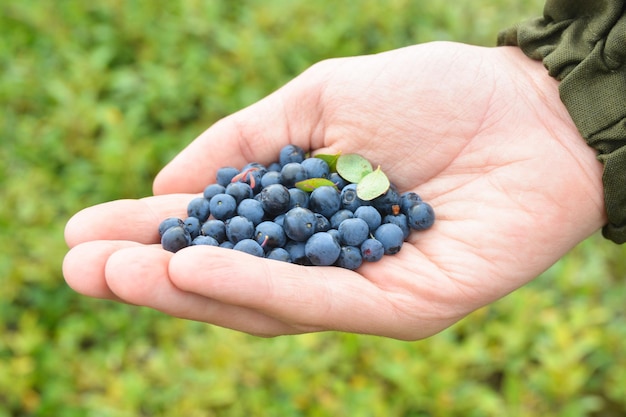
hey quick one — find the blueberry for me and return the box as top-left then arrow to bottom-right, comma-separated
340,184 -> 368,212
237,198 -> 265,226
371,184 -> 401,216
305,232 -> 341,266
301,157 -> 330,179
354,205 -> 382,233
209,193 -> 237,220
309,186 -> 341,219
314,213 -> 331,232
233,239 -> 265,257
283,207 -> 317,242
261,171 -> 282,188
254,221 -> 287,251
383,214 -> 410,239
361,238 -> 384,262
200,219 -> 226,242
335,246 -> 363,270
288,188 -> 309,209
400,191 -> 422,215
192,235 -> 219,246
259,184 -> 291,217
373,223 -> 404,255
216,167 -> 240,187
187,197 -> 211,222
225,216 -> 254,244
161,226 -> 191,253
267,162 -> 282,172
220,241 -> 235,249
338,217 -> 370,246
280,162 -> 307,188
329,172 -> 348,190
330,209 -> 354,229
183,216 -> 201,239
279,144 -> 306,166
225,181 -> 253,204
158,217 -> 184,237
285,240 -> 309,265
266,247 -> 292,263
203,183 -> 226,201
407,202 -> 435,231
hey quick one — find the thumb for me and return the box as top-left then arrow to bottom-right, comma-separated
152,63 -> 331,195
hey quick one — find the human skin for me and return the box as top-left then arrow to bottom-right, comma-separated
63,42 -> 606,340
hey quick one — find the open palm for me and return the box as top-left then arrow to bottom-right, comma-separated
63,42 -> 605,340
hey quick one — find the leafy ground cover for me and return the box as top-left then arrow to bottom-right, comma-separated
2,1 -> 625,416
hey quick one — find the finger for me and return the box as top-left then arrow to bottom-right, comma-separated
62,240 -> 137,300
168,245 -> 450,340
152,63 -> 332,195
64,194 -> 194,248
104,245 -> 299,336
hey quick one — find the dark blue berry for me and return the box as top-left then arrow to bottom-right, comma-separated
192,235 -> 219,246
200,219 -> 226,242
237,198 -> 265,226
383,214 -> 410,239
305,232 -> 341,266
354,205 -> 381,233
301,157 -> 330,179
361,238 -> 384,262
279,144 -> 306,166
283,207 -> 317,242
187,197 -> 211,222
259,184 -> 291,217
285,240 -> 309,265
158,217 -> 184,237
407,202 -> 435,231
309,186 -> 341,218
338,217 -> 370,246
314,213 -> 331,232
254,221 -> 287,251
288,188 -> 309,209
371,184 -> 401,216
373,223 -> 404,255
266,247 -> 291,262
233,239 -> 265,257
280,162 -> 307,188
225,181 -> 253,204
400,192 -> 422,215
261,171 -> 282,188
340,183 -> 368,212
329,172 -> 348,190
216,167 -> 240,187
183,217 -> 201,239
335,246 -> 363,270
209,193 -> 237,220
203,184 -> 226,200
161,226 -> 191,253
330,209 -> 354,229
225,216 -> 254,244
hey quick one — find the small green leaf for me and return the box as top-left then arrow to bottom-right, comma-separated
356,166 -> 390,200
314,152 -> 341,172
336,153 -> 373,183
295,178 -> 339,192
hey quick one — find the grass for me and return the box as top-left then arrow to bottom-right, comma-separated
2,1 -> 625,416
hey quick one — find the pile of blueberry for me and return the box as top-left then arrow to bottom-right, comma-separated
158,144 -> 435,270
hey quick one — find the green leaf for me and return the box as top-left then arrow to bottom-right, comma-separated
314,152 -> 341,172
336,153 -> 373,183
356,166 -> 390,200
295,178 -> 339,192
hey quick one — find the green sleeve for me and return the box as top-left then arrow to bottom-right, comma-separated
497,1 -> 626,244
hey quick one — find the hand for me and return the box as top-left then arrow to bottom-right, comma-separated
63,42 -> 605,340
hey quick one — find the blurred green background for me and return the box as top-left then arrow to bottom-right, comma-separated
2,1 -> 625,416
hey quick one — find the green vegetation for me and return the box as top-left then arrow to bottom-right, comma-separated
2,1 -> 625,415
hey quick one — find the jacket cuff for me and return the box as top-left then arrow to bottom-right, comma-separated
497,1 -> 626,243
